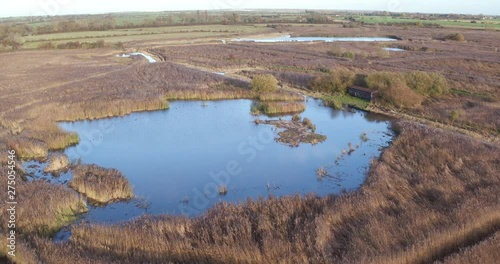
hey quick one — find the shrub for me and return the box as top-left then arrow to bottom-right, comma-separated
342,51 -> 356,60
366,72 -> 424,108
324,97 -> 343,110
327,46 -> 344,57
450,110 -> 462,122
311,68 -> 355,95
302,118 -> 313,129
251,74 -> 279,93
405,71 -> 449,97
445,33 -> 465,41
96,39 -> 105,48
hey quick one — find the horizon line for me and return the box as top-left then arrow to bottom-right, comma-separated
1,8 -> 498,20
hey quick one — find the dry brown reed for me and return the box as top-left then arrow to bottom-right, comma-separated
0,178 -> 87,238
441,231 -> 500,264
44,153 -> 70,173
258,91 -> 304,101
69,164 -> 134,204
252,101 -> 306,116
6,136 -> 49,160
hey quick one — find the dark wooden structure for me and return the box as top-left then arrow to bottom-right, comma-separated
347,86 -> 378,101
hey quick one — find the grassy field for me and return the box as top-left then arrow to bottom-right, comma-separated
21,24 -> 273,49
355,16 -> 500,29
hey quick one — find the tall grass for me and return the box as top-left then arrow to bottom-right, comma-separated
258,91 -> 304,101
69,164 -> 134,204
164,89 -> 303,102
58,98 -> 169,122
44,153 -> 70,173
0,178 -> 87,238
252,101 -> 306,115
24,129 -> 80,151
164,89 -> 252,101
378,209 -> 500,264
442,231 -> 500,264
6,137 -> 49,160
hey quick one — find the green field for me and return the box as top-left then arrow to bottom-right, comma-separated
21,24 -> 273,49
355,16 -> 500,29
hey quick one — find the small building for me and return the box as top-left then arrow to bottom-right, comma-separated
348,86 -> 378,101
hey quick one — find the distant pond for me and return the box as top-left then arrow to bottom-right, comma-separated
233,35 -> 398,43
116,52 -> 157,63
25,99 -> 394,229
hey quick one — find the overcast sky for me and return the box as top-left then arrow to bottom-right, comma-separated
1,0 -> 499,18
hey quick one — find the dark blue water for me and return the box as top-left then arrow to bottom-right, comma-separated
28,99 -> 393,227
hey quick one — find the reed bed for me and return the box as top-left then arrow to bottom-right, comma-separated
441,231 -> 500,264
57,98 -> 169,122
258,91 -> 304,101
69,164 -> 134,204
252,101 -> 306,116
378,208 -> 500,264
6,136 -> 49,160
44,153 -> 70,173
164,88 -> 253,101
0,178 -> 87,238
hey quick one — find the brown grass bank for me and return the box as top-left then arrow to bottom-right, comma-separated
0,174 -> 87,240
8,121 -> 499,263
441,231 -> 500,264
69,164 -> 134,205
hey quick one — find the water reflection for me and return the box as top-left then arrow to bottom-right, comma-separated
28,99 -> 394,227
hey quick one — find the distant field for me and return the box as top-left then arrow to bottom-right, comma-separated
355,16 -> 500,29
22,24 -> 273,49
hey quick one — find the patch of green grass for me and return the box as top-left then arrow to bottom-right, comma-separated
49,204 -> 87,237
450,88 -> 496,102
355,16 -> 500,29
63,133 -> 80,147
323,94 -> 370,110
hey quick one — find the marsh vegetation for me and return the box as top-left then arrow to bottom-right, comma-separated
69,164 -> 134,205
255,116 -> 327,147
5,122 -> 499,263
0,10 -> 499,264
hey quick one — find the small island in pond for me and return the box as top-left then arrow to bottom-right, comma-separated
255,115 -> 327,147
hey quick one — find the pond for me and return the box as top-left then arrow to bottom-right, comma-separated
116,52 -> 157,63
383,47 -> 407,52
233,35 -> 398,43
25,99 -> 394,229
